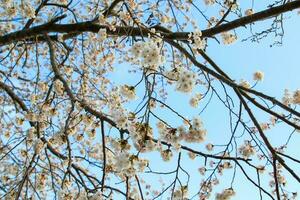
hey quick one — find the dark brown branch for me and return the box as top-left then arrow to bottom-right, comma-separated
1,1 -> 300,46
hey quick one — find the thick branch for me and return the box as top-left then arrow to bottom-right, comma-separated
1,1 -> 300,46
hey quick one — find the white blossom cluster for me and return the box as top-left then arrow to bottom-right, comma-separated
253,71 -> 264,81
245,8 -> 254,16
189,93 -> 203,107
182,117 -> 207,143
204,0 -> 216,6
130,40 -> 165,71
269,173 -> 287,187
221,32 -> 237,45
130,122 -> 156,152
176,69 -> 197,93
2,1 -> 36,20
57,190 -> 103,200
282,89 -> 300,105
34,139 -> 46,154
119,85 -> 136,100
0,160 -> 19,186
97,28 -> 107,42
216,188 -> 235,200
161,149 -> 173,161
293,90 -> 300,104
189,30 -> 206,51
224,0 -> 238,9
157,121 -> 179,145
165,68 -> 180,83
238,141 -> 256,158
114,152 -> 148,177
239,79 -> 251,89
53,79 -> 65,95
172,186 -> 188,200
49,133 -> 67,147
110,109 -> 130,130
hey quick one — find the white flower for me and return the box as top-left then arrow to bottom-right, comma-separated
253,71 -> 264,81
22,4 -> 36,19
176,69 -> 197,93
193,117 -> 203,129
190,30 -> 206,50
25,112 -> 38,122
293,90 -> 300,104
238,141 -> 255,158
161,149 -> 173,161
130,40 -> 165,71
282,89 -> 293,106
141,41 -> 164,69
189,93 -> 202,107
198,167 -> 206,175
204,0 -> 216,5
130,42 -> 143,57
98,14 -> 106,24
165,68 -> 180,82
216,188 -> 235,200
239,79 -> 250,89
224,0 -> 238,9
7,6 -> 17,17
206,143 -> 214,151
110,109 -> 129,130
120,85 -> 136,100
172,186 -> 188,200
53,79 -> 64,95
245,9 -> 254,16
77,191 -> 88,200
221,32 -> 237,45
114,152 -> 131,172
98,28 -> 107,42
34,139 -> 45,154
183,117 -> 207,143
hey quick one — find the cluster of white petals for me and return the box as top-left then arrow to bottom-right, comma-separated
165,68 -> 180,83
253,70 -> 264,81
53,79 -> 65,95
204,0 -> 216,6
293,89 -> 300,104
282,89 -> 300,105
239,79 -> 251,89
183,117 -> 207,143
238,141 -> 256,158
114,152 -> 148,177
245,8 -> 254,16
97,28 -> 107,42
34,139 -> 45,154
130,40 -> 165,71
172,186 -> 188,200
221,32 -> 237,45
189,93 -> 203,107
216,188 -> 235,200
21,4 -> 36,19
189,30 -> 206,51
176,69 -> 197,93
120,85 -> 136,100
157,121 -> 179,145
